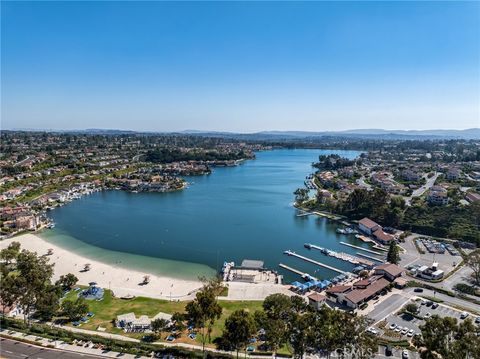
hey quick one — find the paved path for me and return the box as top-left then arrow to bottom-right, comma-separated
0,335 -> 147,359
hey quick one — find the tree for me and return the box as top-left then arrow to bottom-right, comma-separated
386,242 -> 400,264
151,318 -> 169,338
185,281 -> 222,354
61,297 -> 89,321
466,251 -> 480,286
219,310 -> 257,358
263,293 -> 292,320
55,273 -> 78,291
15,250 -> 55,324
0,274 -> 22,316
405,303 -> 419,315
171,312 -> 186,332
414,315 -> 480,359
35,284 -> 62,321
0,241 -> 21,267
294,188 -> 309,204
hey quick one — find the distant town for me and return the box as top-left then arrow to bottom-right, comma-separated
1,130 -> 480,359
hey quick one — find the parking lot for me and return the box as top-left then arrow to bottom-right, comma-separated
377,299 -> 477,340
400,236 -> 460,274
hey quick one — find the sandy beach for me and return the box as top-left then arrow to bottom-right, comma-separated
0,233 -> 204,300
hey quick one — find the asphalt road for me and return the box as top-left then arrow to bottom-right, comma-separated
0,338 -> 103,359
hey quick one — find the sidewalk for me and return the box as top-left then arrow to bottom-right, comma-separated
0,328 -> 149,358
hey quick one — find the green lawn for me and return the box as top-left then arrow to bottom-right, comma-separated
62,288 -> 263,346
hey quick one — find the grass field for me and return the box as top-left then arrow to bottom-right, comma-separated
62,288 -> 263,347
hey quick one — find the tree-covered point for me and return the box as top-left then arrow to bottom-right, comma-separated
313,154 -> 359,170
145,148 -> 252,164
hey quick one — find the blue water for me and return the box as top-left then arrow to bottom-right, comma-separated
41,149 -> 376,281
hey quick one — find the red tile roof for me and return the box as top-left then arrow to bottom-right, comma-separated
359,217 -> 379,229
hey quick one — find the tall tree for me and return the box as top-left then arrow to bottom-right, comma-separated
386,242 -> 400,264
465,252 -> 480,286
61,297 -> 89,321
219,310 -> 257,359
151,318 -> 169,338
15,250 -> 54,324
185,281 -> 222,354
55,273 -> 79,291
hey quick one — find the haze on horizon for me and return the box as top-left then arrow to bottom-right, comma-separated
1,1 -> 479,132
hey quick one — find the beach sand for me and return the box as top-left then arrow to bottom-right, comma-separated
0,233 -> 204,300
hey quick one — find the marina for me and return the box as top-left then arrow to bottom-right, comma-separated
356,252 -> 385,263
283,250 -> 348,274
304,243 -> 374,267
340,241 -> 385,255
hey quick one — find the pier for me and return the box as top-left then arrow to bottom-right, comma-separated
296,212 -> 314,217
278,263 -> 318,281
283,250 -> 347,274
340,242 -> 384,255
304,243 -> 373,266
356,252 -> 385,263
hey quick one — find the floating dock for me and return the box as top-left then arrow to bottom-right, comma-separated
283,250 -> 347,274
356,252 -> 385,263
304,243 -> 373,267
278,263 -> 318,281
340,242 -> 384,255
296,212 -> 314,217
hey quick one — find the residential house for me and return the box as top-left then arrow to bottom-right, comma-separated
466,192 -> 480,203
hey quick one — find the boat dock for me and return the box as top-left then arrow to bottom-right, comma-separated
340,242 -> 384,255
283,250 -> 347,274
356,252 -> 385,263
304,243 -> 373,267
296,212 -> 314,217
278,263 -> 318,281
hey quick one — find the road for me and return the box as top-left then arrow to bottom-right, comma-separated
356,176 -> 372,191
0,338 -> 102,359
14,155 -> 34,167
405,173 -> 439,205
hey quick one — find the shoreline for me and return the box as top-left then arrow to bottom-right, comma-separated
1,233 -> 292,301
0,233 -> 205,300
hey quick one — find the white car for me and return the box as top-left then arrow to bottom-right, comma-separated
402,349 -> 409,358
460,312 -> 469,319
401,328 -> 409,335
395,326 -> 402,332
420,299 -> 427,305
407,329 -> 415,337
389,323 -> 397,330
423,313 -> 431,320
367,327 -> 378,335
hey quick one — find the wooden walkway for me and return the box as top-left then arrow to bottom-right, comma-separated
283,250 -> 347,274
340,241 -> 384,255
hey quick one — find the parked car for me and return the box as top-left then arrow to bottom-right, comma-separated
395,326 -> 402,332
426,301 -> 433,307
475,316 -> 480,324
423,313 -> 432,320
389,323 -> 397,330
420,299 -> 427,305
460,312 -> 469,319
385,346 -> 393,356
431,303 -> 439,309
414,288 -> 424,293
402,349 -> 409,358
367,327 -> 378,335
407,329 -> 415,337
401,328 -> 409,335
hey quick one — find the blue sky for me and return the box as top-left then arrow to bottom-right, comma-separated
2,1 -> 479,132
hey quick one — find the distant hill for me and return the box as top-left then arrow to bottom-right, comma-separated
4,128 -> 480,139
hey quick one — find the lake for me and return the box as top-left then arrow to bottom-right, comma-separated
41,149 -> 377,282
